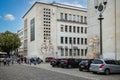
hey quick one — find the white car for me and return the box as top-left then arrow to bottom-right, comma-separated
90,59 -> 120,75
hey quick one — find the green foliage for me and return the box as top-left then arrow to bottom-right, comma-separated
0,31 -> 21,56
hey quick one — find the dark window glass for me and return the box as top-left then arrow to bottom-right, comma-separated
85,38 -> 87,44
81,27 -> 83,33
61,37 -> 64,44
65,25 -> 68,32
65,37 -> 68,44
93,60 -> 103,64
65,13 -> 67,20
30,18 -> 35,41
81,38 -> 83,45
73,26 -> 76,33
69,26 -> 72,32
81,49 -> 83,56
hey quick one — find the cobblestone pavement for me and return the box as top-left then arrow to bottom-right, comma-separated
23,63 -> 120,80
0,64 -> 89,80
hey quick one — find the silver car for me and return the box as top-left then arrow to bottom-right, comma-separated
90,59 -> 120,75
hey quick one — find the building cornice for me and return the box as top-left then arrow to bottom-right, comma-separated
22,2 -> 87,18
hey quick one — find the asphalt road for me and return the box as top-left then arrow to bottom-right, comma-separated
0,64 -> 89,80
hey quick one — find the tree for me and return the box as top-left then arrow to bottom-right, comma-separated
0,31 -> 21,56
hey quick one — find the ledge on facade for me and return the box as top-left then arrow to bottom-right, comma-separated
57,19 -> 87,24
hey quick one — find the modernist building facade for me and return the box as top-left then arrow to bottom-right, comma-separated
17,28 -> 24,55
88,0 -> 120,60
23,2 -> 88,60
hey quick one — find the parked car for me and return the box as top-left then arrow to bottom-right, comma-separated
50,58 -> 61,67
45,57 -> 54,62
60,58 -> 81,68
90,59 -> 120,75
79,59 -> 94,71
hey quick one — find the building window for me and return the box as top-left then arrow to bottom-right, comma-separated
61,37 -> 64,44
85,27 -> 87,34
65,37 -> 68,44
60,13 -> 63,20
84,16 -> 87,23
81,27 -> 83,33
61,27 -> 64,32
69,26 -> 72,32
30,18 -> 35,41
65,13 -> 67,20
73,15 -> 76,21
69,14 -> 72,20
69,49 -> 72,56
65,49 -> 68,56
81,16 -> 83,23
77,27 -> 80,33
81,49 -> 83,56
77,38 -> 80,44
61,48 -> 64,56
74,49 -> 76,56
69,37 -> 72,44
73,26 -> 76,33
81,38 -> 83,45
77,15 -> 79,22
73,37 -> 76,44
77,49 -> 80,56
85,38 -> 87,45
85,49 -> 87,56
65,25 -> 68,32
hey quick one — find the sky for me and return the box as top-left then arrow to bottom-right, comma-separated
0,0 -> 87,33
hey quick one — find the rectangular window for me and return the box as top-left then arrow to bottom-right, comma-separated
81,49 -> 83,56
78,49 -> 80,56
69,37 -> 72,44
61,48 -> 64,56
77,15 -> 79,22
77,38 -> 80,44
85,49 -> 87,56
69,49 -> 72,56
65,13 -> 67,20
85,27 -> 87,33
69,14 -> 72,20
81,27 -> 83,33
65,25 -> 68,32
61,37 -> 64,44
81,16 -> 83,23
73,15 -> 76,21
84,16 -> 87,23
77,27 -> 80,33
73,26 -> 76,33
65,49 -> 68,56
60,13 -> 63,19
61,25 -> 64,32
30,18 -> 35,41
81,38 -> 83,45
85,38 -> 87,45
65,37 -> 68,44
69,26 -> 72,32
73,37 -> 76,44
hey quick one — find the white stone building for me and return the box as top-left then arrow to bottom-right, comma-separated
88,0 -> 120,60
23,2 -> 88,60
17,28 -> 24,55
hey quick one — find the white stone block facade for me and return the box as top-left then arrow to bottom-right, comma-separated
88,0 -> 120,60
23,2 -> 88,60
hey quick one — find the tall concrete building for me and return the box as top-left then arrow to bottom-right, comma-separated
23,2 -> 88,60
88,0 -> 120,60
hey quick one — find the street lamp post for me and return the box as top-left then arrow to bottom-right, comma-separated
94,0 -> 107,57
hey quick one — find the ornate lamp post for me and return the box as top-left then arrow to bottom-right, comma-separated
94,0 -> 107,57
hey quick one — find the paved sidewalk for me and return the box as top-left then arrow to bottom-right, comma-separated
23,63 -> 120,80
